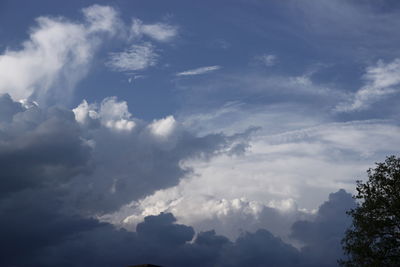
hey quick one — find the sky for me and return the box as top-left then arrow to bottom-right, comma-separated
0,0 -> 400,266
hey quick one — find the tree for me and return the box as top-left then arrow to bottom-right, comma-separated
340,156 -> 400,266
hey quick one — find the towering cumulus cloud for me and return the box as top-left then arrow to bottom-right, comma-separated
68,97 -> 242,214
0,90 -> 267,267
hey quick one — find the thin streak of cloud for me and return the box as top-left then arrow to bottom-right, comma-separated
176,65 -> 221,76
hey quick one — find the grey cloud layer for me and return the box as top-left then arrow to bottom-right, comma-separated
0,94 -> 92,195
0,91 -> 248,212
0,92 -> 356,266
0,186 -> 355,266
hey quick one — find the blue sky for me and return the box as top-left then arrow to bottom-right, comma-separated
0,0 -> 400,266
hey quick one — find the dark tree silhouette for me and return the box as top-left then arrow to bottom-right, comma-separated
340,156 -> 400,266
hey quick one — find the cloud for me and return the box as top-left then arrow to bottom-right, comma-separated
106,17 -> 179,73
131,18 -> 178,42
290,189 -> 356,266
0,93 -> 373,267
0,94 -> 92,196
173,70 -> 345,114
0,92 -> 242,215
107,43 -> 158,72
1,3 -> 399,266
69,96 -> 252,215
0,95 -> 271,267
336,59 -> 400,112
0,203 -> 353,267
289,0 -> 400,61
113,191 -> 310,241
0,5 -> 119,105
176,65 -> 221,76
256,54 -> 278,66
210,38 -> 231,49
98,97 -> 136,131
72,100 -> 99,126
220,229 -> 301,267
0,93 -> 24,123
0,5 -> 178,104
74,97 -> 136,132
148,115 -> 177,139
136,213 -> 194,246
0,189 -> 103,266
82,4 -> 121,33
107,103 -> 400,239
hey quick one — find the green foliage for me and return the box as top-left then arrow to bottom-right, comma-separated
340,156 -> 400,266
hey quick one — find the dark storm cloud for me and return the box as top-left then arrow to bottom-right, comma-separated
219,229 -> 301,267
0,93 -> 245,215
136,213 -> 194,246
66,118 -> 242,215
0,94 -> 92,196
0,189 -> 102,266
0,191 -> 356,267
0,95 -> 243,266
189,202 -> 312,241
0,93 -> 23,122
0,95 -> 358,266
291,189 -> 356,267
64,98 -> 258,215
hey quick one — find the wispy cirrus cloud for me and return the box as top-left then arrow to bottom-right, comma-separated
105,18 -> 178,74
176,65 -> 221,76
106,43 -> 158,72
336,58 -> 400,112
131,18 -> 178,43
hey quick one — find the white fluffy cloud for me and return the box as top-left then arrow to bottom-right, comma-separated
73,97 -> 135,132
0,5 -> 119,104
72,99 -> 99,124
105,186 -> 309,241
98,97 -> 135,131
131,18 -> 178,42
149,115 -> 177,138
336,59 -> 400,112
107,43 -> 158,72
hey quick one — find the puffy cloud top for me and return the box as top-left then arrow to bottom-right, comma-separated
149,115 -> 177,138
73,97 -> 135,132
